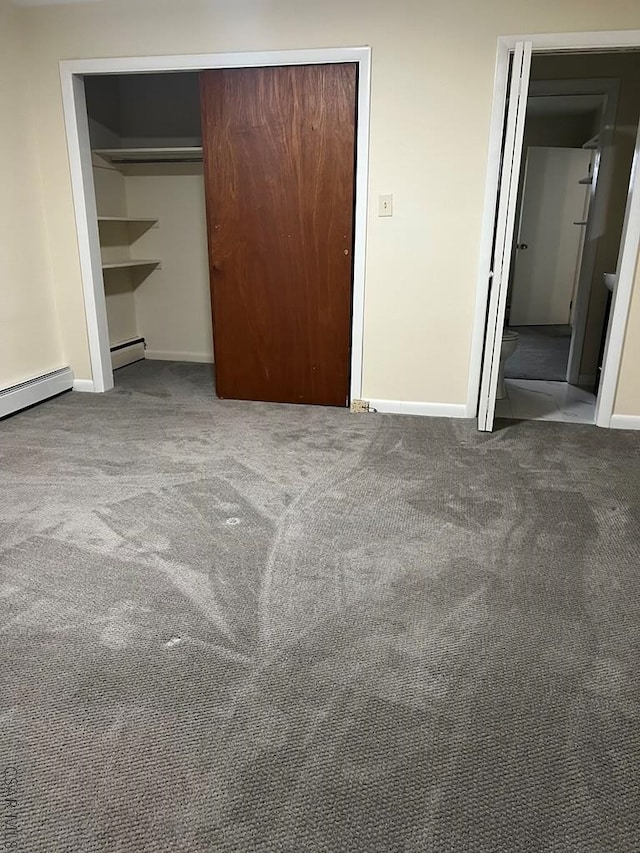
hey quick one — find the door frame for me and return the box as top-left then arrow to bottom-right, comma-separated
59,47 -> 371,400
468,31 -> 640,429
477,41 -> 532,432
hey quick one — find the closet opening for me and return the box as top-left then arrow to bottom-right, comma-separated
85,72 -> 210,377
62,49 -> 371,408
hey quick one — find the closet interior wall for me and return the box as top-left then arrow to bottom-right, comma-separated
85,73 -> 213,369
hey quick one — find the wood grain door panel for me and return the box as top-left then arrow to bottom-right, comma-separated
200,64 -> 357,406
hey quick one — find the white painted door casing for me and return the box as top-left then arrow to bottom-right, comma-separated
477,40 -> 532,432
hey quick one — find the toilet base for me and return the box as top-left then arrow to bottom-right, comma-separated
497,330 -> 519,401
496,371 -> 507,400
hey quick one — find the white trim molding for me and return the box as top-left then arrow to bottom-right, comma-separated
595,118 -> 640,428
499,31 -> 640,51
59,47 -> 371,402
61,74 -> 113,393
0,367 -> 73,418
73,378 -> 96,392
368,398 -> 469,419
609,414 -> 640,431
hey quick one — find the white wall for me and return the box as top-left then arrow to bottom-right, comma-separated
119,73 -> 202,148
92,150 -> 211,361
125,165 -> 213,362
84,75 -> 121,148
85,71 -> 202,148
101,267 -> 140,345
13,0 -> 640,415
507,110 -> 598,313
523,112 -> 597,150
0,0 -> 64,390
93,157 -> 139,347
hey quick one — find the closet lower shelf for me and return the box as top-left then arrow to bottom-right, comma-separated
98,216 -> 159,225
102,259 -> 161,270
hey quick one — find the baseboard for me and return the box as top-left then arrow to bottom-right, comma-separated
73,379 -> 95,393
145,350 -> 214,364
609,414 -> 640,430
111,337 -> 145,370
368,398 -> 470,419
0,367 -> 73,419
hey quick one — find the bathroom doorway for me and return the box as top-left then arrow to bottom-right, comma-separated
474,36 -> 640,430
498,76 -> 617,424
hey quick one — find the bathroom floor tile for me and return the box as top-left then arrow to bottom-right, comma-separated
503,379 -> 596,425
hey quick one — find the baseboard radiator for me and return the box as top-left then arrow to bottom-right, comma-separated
111,337 -> 146,370
0,366 -> 74,419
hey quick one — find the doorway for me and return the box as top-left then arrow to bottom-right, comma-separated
60,48 -> 371,404
471,33 -> 640,431
498,73 -> 623,424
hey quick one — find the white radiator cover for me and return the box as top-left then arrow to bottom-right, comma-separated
111,338 -> 145,370
0,367 -> 73,419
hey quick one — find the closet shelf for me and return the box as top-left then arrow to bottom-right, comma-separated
582,134 -> 600,150
102,259 -> 161,270
98,216 -> 158,225
93,147 -> 203,165
578,176 -> 593,185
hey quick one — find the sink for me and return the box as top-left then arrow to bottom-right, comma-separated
603,272 -> 616,293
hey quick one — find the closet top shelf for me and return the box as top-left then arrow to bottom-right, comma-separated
93,146 -> 203,165
102,259 -> 161,270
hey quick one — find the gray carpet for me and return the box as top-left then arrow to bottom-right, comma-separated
504,324 -> 572,381
1,360 -> 640,852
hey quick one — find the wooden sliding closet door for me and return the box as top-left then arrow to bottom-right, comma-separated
200,64 -> 357,406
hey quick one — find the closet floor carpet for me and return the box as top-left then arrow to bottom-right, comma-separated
1,360 -> 639,852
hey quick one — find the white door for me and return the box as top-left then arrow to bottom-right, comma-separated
510,146 -> 591,326
477,41 -> 532,432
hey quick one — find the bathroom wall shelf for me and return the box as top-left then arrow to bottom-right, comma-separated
102,259 -> 161,270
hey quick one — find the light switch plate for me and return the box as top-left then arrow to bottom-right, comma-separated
378,194 -> 393,217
